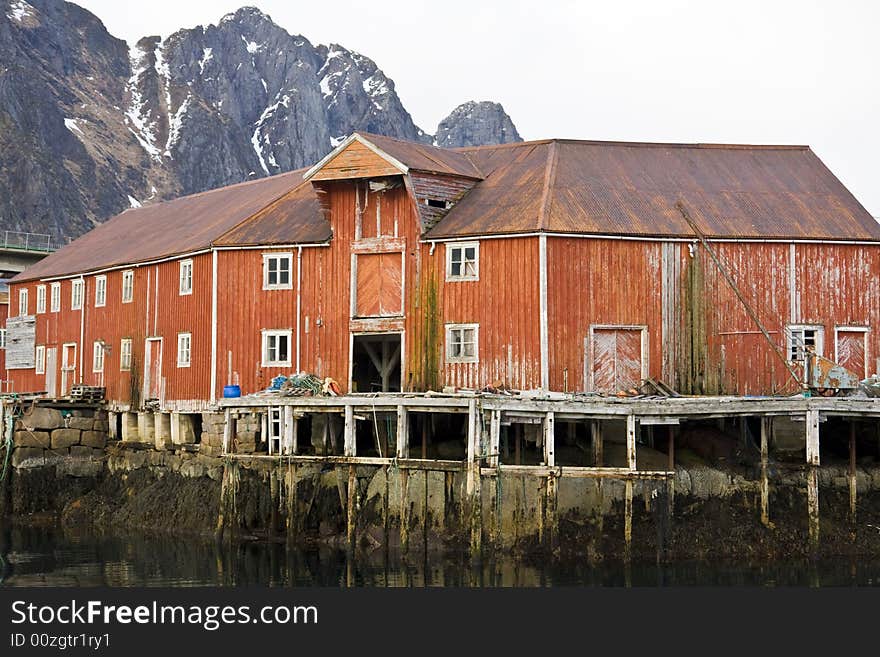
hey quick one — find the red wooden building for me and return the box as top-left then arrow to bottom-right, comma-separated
5,133 -> 880,409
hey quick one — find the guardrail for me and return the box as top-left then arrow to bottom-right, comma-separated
1,231 -> 57,252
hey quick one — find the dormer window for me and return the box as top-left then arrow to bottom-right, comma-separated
426,198 -> 451,209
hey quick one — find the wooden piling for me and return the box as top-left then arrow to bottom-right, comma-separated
849,422 -> 857,525
760,416 -> 771,527
466,399 -> 482,558
667,425 -> 675,515
396,405 -> 409,458
805,409 -> 820,550
346,465 -> 357,549
626,415 -> 637,470
624,479 -> 633,561
344,404 -> 355,457
400,468 -> 410,552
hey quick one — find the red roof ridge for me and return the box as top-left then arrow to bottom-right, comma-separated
455,138 -> 810,152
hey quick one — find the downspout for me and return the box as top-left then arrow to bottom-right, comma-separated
78,275 -> 85,384
539,233 -> 549,390
210,249 -> 218,401
296,245 -> 303,372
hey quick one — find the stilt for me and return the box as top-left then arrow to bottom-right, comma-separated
489,410 -> 501,467
466,399 -> 482,558
285,460 -> 298,542
396,405 -> 409,459
760,416 -> 771,527
400,469 -> 410,552
344,404 -> 355,457
805,409 -> 820,550
543,411 -> 555,467
849,422 -> 857,525
346,465 -> 357,549
626,415 -> 637,470
591,420 -> 602,467
545,473 -> 558,553
667,425 -> 675,515
222,409 -> 232,454
624,479 -> 633,561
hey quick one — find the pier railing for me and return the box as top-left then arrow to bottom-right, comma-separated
1,230 -> 57,252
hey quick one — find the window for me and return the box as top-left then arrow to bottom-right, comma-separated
35,345 -> 45,375
120,338 -> 132,371
787,325 -> 824,361
177,332 -> 192,368
446,242 -> 479,281
71,279 -> 84,310
263,253 -> 292,290
446,323 -> 479,363
50,282 -> 60,312
426,198 -> 450,209
18,288 -> 28,316
179,259 -> 193,295
95,275 -> 106,307
93,341 -> 105,373
0,328 -> 5,349
36,285 -> 46,314
121,270 -> 134,303
262,330 -> 292,367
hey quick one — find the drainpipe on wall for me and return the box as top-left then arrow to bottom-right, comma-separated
296,245 -> 303,373
210,249 -> 218,402
78,275 -> 85,385
539,233 -> 549,390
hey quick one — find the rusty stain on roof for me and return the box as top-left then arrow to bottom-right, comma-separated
427,139 -> 880,241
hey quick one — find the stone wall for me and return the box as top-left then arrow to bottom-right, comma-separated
11,406 -> 107,477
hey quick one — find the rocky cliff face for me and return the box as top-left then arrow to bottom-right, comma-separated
1,2 -> 521,242
434,101 -> 522,148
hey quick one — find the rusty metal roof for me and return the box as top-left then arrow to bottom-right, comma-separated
426,139 -> 880,241
12,169 -> 328,282
356,132 -> 484,179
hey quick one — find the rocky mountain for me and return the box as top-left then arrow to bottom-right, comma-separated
0,2 -> 521,243
435,101 -> 521,148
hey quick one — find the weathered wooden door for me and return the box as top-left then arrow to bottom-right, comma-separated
836,329 -> 867,378
590,327 -> 645,393
45,347 -> 57,398
355,252 -> 403,317
144,338 -> 163,399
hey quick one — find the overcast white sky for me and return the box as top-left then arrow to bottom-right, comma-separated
74,0 -> 880,216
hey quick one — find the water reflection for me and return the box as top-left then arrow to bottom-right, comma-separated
1,524 -> 878,587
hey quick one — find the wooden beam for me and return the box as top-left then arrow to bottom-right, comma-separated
489,410 -> 501,468
396,405 -> 409,458
760,416 -> 771,527
806,409 -> 820,466
543,411 -> 555,467
591,420 -> 603,467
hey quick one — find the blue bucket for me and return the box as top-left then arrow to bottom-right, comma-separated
223,385 -> 241,398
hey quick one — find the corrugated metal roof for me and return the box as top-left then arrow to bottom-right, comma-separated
357,132 -> 484,179
426,140 -> 880,241
12,168 -> 326,282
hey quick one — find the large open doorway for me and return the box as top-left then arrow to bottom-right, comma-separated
350,333 -> 402,392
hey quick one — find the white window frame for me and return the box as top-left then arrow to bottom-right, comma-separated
94,275 -> 106,308
50,282 -> 61,312
120,338 -> 132,371
446,242 -> 479,281
71,279 -> 84,310
263,252 -> 293,290
261,329 -> 292,367
445,323 -> 479,363
787,324 -> 824,362
121,270 -> 134,303
0,328 -> 6,349
35,284 -> 46,314
177,332 -> 192,368
18,288 -> 28,316
35,345 -> 45,374
93,341 -> 105,373
179,259 -> 193,295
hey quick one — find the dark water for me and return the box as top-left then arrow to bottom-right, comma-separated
2,524 -> 880,587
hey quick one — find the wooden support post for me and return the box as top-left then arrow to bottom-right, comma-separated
420,415 -> 428,459
292,418 -> 298,455
760,416 -> 771,527
807,466 -> 819,549
543,411 -> 555,467
489,410 -> 501,467
805,409 -> 820,466
396,405 -> 409,459
261,411 -> 268,453
545,472 -> 558,554
624,479 -> 633,561
286,461 -> 298,542
466,399 -> 482,558
399,469 -> 410,552
283,406 -> 294,456
667,425 -> 675,515
346,465 -> 357,549
849,422 -> 857,525
344,404 -> 355,457
591,420 -> 603,467
626,414 -> 637,471
223,409 -> 231,454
